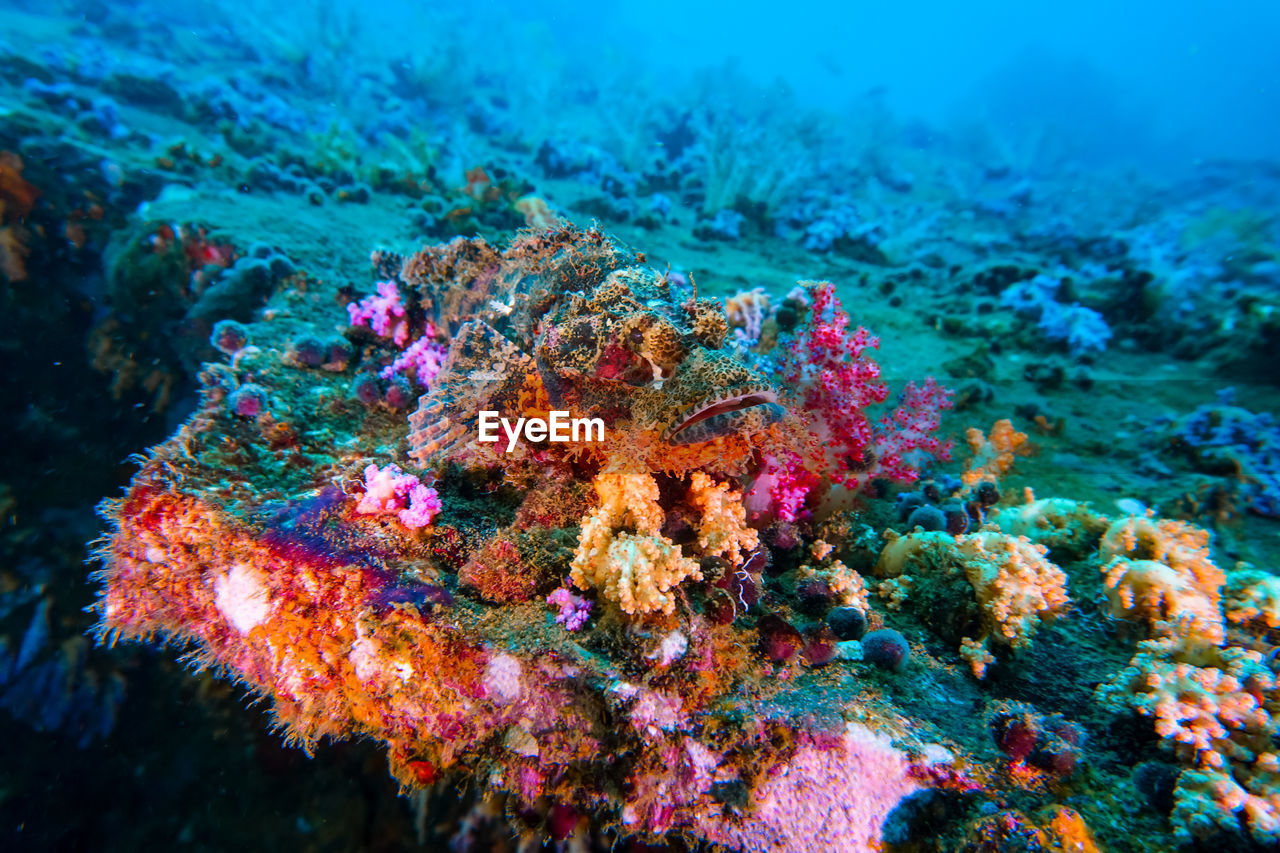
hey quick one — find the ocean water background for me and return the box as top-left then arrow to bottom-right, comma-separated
154,0 -> 1280,167
1,0 -> 1278,850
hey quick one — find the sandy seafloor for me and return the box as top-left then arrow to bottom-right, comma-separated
2,2 -> 1280,852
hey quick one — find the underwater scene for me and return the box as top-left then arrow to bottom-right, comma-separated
3,0 -> 1280,850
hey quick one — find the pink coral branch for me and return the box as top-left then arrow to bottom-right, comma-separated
356,463 -> 441,529
765,282 -> 952,513
347,281 -> 410,346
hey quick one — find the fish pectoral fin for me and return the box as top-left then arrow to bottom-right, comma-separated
408,320 -> 535,466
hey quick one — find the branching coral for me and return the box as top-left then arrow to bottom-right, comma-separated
753,281 -> 951,520
570,473 -> 702,616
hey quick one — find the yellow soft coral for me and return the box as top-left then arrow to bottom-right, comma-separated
1099,516 -> 1225,646
688,471 -> 758,567
572,522 -> 702,616
591,472 -> 665,535
574,472 -> 772,616
571,473 -> 700,615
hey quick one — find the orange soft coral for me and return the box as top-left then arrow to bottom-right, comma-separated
570,473 -> 700,616
962,418 -> 1032,487
688,471 -> 758,567
1099,516 -> 1225,646
0,151 -> 39,218
873,528 -> 1069,678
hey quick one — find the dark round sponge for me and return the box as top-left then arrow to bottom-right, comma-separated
862,628 -> 910,672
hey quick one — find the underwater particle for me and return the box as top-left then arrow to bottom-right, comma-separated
828,606 -> 868,640
287,334 -> 327,368
210,319 -> 249,355
906,504 -> 947,532
862,628 -> 910,672
228,383 -> 268,417
351,373 -> 382,406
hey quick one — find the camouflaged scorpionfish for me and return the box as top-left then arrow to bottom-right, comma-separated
391,224 -> 786,466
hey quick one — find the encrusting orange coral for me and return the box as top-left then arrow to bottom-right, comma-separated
1099,515 -> 1225,646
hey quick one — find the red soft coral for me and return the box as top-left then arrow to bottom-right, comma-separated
758,282 -> 952,518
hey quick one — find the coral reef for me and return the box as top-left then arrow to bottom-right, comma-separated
4,4 -> 1279,849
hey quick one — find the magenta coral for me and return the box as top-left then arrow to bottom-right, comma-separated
347,280 -> 409,346
355,463 -> 441,529
380,325 -> 448,386
770,282 -> 952,510
546,587 -> 592,631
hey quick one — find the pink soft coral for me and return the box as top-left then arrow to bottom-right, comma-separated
546,587 -> 592,631
751,282 -> 952,519
347,281 -> 410,346
356,463 -> 441,529
380,324 -> 448,387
